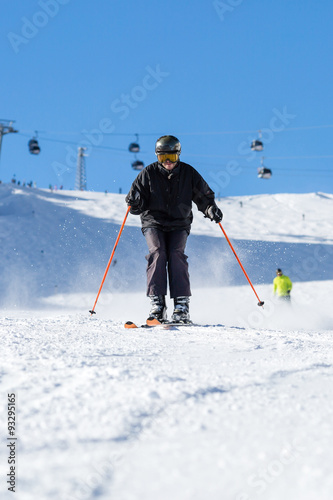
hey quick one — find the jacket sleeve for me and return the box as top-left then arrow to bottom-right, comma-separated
125,170 -> 150,215
191,168 -> 215,214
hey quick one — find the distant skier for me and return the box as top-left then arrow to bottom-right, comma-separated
126,135 -> 222,324
273,268 -> 292,301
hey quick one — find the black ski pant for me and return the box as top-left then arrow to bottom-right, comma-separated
143,228 -> 191,299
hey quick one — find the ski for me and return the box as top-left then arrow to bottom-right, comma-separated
124,321 -> 173,330
124,320 -> 194,329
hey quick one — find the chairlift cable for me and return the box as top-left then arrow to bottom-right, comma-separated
17,123 -> 333,138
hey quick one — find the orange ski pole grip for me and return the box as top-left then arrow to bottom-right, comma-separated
89,206 -> 131,315
218,222 -> 264,307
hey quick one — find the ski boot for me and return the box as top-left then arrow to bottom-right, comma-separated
146,295 -> 167,325
171,296 -> 191,324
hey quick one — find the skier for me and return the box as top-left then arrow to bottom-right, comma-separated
273,268 -> 292,301
125,135 -> 222,324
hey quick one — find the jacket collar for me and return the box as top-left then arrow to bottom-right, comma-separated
157,161 -> 180,178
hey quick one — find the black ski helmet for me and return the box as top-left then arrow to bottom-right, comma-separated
155,135 -> 181,155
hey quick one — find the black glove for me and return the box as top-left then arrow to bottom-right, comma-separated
205,204 -> 223,223
126,190 -> 142,215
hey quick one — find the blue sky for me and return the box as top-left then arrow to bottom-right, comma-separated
1,0 -> 332,196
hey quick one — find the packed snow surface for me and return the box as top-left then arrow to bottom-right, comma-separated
0,184 -> 332,500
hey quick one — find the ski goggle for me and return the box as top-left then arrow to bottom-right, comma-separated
157,153 -> 179,163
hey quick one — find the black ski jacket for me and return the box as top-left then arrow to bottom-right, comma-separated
125,161 -> 216,232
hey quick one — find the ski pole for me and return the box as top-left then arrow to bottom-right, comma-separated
218,222 -> 264,307
89,206 -> 131,315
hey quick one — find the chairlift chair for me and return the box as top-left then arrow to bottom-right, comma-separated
258,167 -> 272,179
28,138 -> 41,155
251,130 -> 263,151
258,157 -> 272,179
131,160 -> 144,171
128,142 -> 140,153
251,139 -> 263,151
129,134 -> 140,153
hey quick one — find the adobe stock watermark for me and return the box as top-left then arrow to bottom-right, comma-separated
66,454 -> 120,500
52,64 -> 169,182
213,0 -> 244,22
7,0 -> 71,54
67,397 -> 166,499
110,65 -> 170,120
207,106 -> 296,195
235,438 -> 305,500
237,107 -> 297,162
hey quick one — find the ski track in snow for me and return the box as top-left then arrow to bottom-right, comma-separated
1,314 -> 333,500
0,185 -> 333,499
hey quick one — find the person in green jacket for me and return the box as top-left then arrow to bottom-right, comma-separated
273,269 -> 292,301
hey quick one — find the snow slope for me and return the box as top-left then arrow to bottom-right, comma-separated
0,184 -> 332,500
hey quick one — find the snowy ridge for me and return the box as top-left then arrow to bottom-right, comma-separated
0,184 -> 333,500
0,184 -> 332,305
